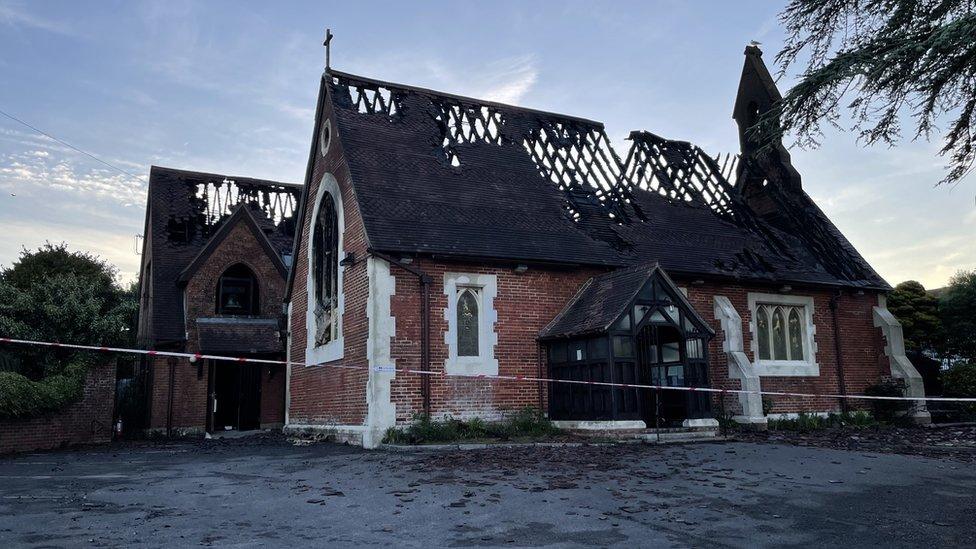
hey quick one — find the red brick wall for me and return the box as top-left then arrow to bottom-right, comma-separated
679,280 -> 889,416
0,361 -> 116,454
287,92 -> 372,426
148,356 -> 205,431
381,269 -> 890,421
148,218 -> 288,432
389,260 -> 602,421
285,82 -> 894,428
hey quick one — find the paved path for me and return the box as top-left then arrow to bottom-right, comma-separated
0,439 -> 973,547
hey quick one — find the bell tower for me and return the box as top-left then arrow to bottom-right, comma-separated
732,44 -> 803,204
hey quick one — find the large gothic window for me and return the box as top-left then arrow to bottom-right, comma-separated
755,303 -> 808,362
216,264 -> 259,315
313,195 -> 339,346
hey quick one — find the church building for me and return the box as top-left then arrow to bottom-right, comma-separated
136,46 -> 927,445
281,45 -> 927,447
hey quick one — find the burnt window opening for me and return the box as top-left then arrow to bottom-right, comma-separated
166,216 -> 198,243
216,264 -> 259,315
313,194 -> 339,346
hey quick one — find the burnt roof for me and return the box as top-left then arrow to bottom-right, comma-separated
539,263 -> 714,340
142,166 -> 299,344
322,69 -> 888,290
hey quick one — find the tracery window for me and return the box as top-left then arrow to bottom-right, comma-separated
755,304 -> 807,361
313,195 -> 339,346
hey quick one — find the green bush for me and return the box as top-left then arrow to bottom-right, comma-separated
942,362 -> 976,416
0,358 -> 89,419
942,362 -> 976,397
863,379 -> 912,423
766,411 -> 877,432
383,408 -> 561,444
0,244 -> 136,418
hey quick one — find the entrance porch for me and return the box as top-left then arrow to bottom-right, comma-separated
540,264 -> 717,429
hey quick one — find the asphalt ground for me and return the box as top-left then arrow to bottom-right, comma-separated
1,438 -> 973,547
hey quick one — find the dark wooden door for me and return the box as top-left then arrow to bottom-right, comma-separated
636,324 -> 687,428
210,360 -> 262,431
238,363 -> 261,431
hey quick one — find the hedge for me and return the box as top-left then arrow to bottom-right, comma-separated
0,358 -> 91,419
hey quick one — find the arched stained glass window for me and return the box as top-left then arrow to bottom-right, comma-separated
457,289 -> 479,356
313,195 -> 339,346
756,306 -> 771,360
788,308 -> 804,360
771,307 -> 787,360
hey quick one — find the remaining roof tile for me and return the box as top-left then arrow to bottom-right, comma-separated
325,71 -> 888,290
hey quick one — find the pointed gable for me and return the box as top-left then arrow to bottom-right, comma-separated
140,166 -> 299,344
539,264 -> 714,340
178,205 -> 287,283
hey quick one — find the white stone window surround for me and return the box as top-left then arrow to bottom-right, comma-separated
747,292 -> 819,376
443,272 -> 498,376
305,174 -> 345,366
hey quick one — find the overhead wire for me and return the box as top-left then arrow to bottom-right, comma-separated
0,107 -> 148,183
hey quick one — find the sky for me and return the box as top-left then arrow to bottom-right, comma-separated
0,0 -> 973,289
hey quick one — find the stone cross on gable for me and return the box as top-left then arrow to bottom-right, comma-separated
323,28 -> 334,70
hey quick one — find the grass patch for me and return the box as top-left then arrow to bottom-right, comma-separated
382,408 -> 563,445
766,411 -> 878,432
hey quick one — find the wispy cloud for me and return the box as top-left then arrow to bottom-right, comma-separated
0,147 -> 146,206
347,53 -> 541,107
0,2 -> 81,37
468,55 -> 539,104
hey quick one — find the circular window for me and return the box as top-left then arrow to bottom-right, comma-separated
319,119 -> 332,157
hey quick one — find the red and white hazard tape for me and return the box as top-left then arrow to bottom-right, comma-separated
2,336 -> 975,403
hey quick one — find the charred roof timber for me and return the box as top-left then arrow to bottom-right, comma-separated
145,166 -> 300,344
321,46 -> 888,291
164,174 -> 301,245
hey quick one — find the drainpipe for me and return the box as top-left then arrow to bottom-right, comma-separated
166,356 -> 176,437
536,342 -> 544,413
829,291 -> 849,413
370,251 -> 432,417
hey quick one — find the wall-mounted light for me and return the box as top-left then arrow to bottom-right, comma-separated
514,264 -> 529,274
779,285 -> 792,293
339,252 -> 356,266
691,279 -> 705,286
399,256 -> 414,265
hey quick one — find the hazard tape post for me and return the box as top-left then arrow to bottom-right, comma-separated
3,336 -> 975,405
